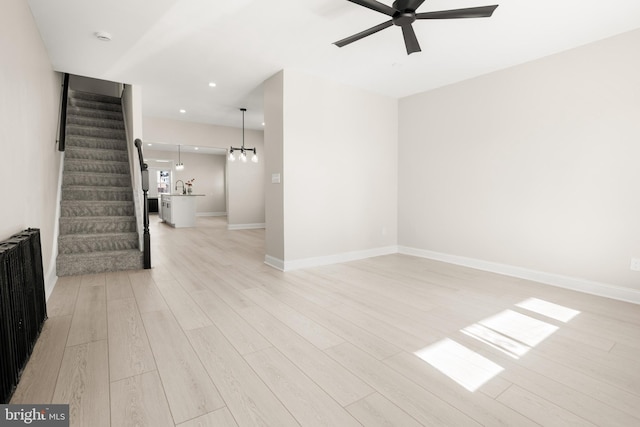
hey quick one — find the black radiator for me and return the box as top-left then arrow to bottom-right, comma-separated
0,228 -> 47,403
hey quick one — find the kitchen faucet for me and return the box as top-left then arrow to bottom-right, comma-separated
175,180 -> 185,194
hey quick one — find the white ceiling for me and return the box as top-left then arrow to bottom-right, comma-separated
28,0 -> 640,130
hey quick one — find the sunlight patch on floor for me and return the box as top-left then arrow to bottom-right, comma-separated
461,323 -> 530,359
414,338 -> 504,392
478,309 -> 559,347
516,297 -> 580,322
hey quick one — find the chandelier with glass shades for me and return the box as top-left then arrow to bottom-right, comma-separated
228,108 -> 258,163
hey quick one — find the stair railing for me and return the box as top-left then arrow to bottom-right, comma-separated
57,73 -> 70,151
134,139 -> 151,269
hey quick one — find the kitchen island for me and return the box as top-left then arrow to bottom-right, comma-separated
159,193 -> 204,228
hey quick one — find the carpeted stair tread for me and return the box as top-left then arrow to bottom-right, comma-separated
66,123 -> 126,139
61,201 -> 135,217
56,249 -> 143,276
59,216 -> 137,234
65,147 -> 129,162
67,115 -> 125,130
68,98 -> 122,113
64,159 -> 130,174
61,186 -> 133,201
66,135 -> 127,151
58,232 -> 139,254
63,171 -> 132,187
67,105 -> 123,121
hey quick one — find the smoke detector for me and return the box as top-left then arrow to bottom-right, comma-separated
94,31 -> 112,41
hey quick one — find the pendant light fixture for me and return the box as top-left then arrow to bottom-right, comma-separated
176,144 -> 184,170
228,108 -> 258,163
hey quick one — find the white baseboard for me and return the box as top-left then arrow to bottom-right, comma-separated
264,255 -> 285,271
197,212 -> 227,217
399,246 -> 640,305
272,246 -> 399,272
228,223 -> 265,230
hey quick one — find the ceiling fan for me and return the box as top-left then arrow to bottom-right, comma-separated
334,0 -> 499,55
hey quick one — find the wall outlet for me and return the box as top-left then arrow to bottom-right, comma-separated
631,258 -> 640,271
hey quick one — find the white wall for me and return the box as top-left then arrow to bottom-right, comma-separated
398,29 -> 640,298
143,117 -> 264,227
0,0 -> 62,295
273,70 -> 398,268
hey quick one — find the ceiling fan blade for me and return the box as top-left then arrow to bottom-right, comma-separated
334,20 -> 393,47
401,24 -> 421,55
346,0 -> 397,16
416,5 -> 499,20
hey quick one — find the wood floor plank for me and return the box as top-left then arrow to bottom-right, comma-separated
190,288 -> 272,355
105,270 -> 135,301
238,305 -> 374,406
326,342 -> 481,426
141,310 -> 224,424
497,385 -> 597,426
346,393 -> 424,427
177,408 -> 239,427
186,325 -> 299,427
80,273 -> 106,287
242,287 -> 345,350
66,283 -> 107,346
129,270 -> 169,313
155,278 -> 213,330
245,347 -> 362,427
110,370 -> 174,427
10,315 -> 72,404
52,340 -> 110,427
107,297 -> 156,382
260,281 -> 401,360
46,275 -> 81,317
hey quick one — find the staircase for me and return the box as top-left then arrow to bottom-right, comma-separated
56,90 -> 143,276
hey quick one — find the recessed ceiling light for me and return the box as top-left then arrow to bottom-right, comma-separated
194,147 -> 199,150
147,143 -> 152,146
179,109 -> 186,114
95,31 -> 112,41
208,82 -> 217,87
262,122 -> 265,126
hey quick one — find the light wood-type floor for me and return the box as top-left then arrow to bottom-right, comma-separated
11,216 -> 640,426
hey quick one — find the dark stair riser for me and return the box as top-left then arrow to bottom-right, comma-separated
59,218 -> 137,235
61,202 -> 135,217
69,90 -> 121,105
64,160 -> 130,175
63,173 -> 132,188
58,233 -> 139,254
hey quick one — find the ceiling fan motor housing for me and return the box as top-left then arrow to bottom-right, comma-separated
393,11 -> 416,26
